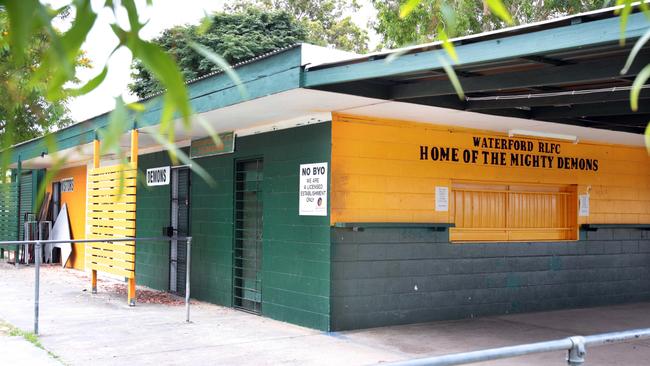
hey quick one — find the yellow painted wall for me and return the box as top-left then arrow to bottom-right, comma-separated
47,165 -> 87,269
331,113 -> 650,228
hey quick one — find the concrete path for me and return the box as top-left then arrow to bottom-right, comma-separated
0,321 -> 63,365
1,263 -> 649,365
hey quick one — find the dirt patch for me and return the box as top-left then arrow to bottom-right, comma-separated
101,283 -> 193,306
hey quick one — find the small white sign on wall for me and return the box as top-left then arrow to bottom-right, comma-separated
579,194 -> 590,216
435,186 -> 449,212
146,166 -> 170,186
60,178 -> 74,192
299,162 -> 328,216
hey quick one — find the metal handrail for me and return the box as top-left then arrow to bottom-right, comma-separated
0,236 -> 193,335
386,328 -> 650,366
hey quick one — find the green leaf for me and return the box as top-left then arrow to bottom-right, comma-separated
1,0 -> 38,65
98,97 -> 129,156
486,0 -> 514,25
149,132 -> 215,187
631,64 -> 650,111
188,41 -> 248,99
437,54 -> 464,100
126,102 -> 146,112
67,66 -> 108,97
615,0 -> 633,46
385,47 -> 411,64
399,0 -> 421,19
621,28 -> 650,74
129,38 -> 191,126
438,27 -> 458,62
197,11 -> 213,35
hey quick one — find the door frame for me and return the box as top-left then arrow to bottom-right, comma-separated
168,165 -> 191,294
232,156 -> 264,313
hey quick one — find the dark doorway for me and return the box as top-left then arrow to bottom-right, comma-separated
169,167 -> 191,295
233,159 -> 263,313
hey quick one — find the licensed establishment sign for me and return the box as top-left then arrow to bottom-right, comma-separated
190,132 -> 235,159
299,162 -> 328,216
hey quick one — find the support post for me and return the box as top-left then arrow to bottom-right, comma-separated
185,237 -> 192,323
34,241 -> 41,335
15,158 -> 21,267
128,128 -> 139,307
91,138 -> 99,294
567,336 -> 586,366
130,128 -> 138,167
128,277 -> 136,307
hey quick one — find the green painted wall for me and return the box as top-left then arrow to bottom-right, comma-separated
136,123 -> 332,330
136,153 -> 172,291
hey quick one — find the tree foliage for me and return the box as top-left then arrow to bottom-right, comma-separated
228,0 -> 369,53
129,7 -> 307,98
0,11 -> 83,145
372,0 -> 610,48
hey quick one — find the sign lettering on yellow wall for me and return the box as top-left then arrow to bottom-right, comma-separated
419,136 -> 598,172
330,113 -> 650,226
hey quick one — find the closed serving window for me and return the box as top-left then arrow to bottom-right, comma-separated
450,182 -> 577,242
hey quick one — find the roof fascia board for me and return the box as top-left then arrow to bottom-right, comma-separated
302,12 -> 649,88
10,46 -> 303,164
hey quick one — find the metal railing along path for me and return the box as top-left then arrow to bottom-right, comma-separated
386,328 -> 650,366
0,236 -> 193,335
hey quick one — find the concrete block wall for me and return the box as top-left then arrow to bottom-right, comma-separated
136,124 -> 332,330
330,227 -> 650,330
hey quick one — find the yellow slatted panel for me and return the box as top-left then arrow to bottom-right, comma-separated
450,183 -> 577,242
88,202 -> 136,212
89,163 -> 136,175
91,226 -> 135,237
89,219 -> 136,229
87,164 -> 137,278
89,262 -> 134,278
88,169 -> 137,180
88,247 -> 135,262
88,178 -> 137,189
88,186 -> 137,196
88,211 -> 136,220
88,195 -> 136,204
88,242 -> 135,253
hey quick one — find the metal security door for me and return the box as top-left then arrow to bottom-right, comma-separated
170,167 -> 190,295
233,159 -> 263,313
19,172 -> 33,240
51,182 -> 61,221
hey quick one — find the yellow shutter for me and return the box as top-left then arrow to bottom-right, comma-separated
450,182 -> 577,242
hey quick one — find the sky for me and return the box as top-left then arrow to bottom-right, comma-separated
48,0 -> 377,122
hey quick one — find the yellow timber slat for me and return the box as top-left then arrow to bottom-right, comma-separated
89,163 -> 136,175
91,226 -> 135,237
89,219 -> 136,229
88,186 -> 137,196
89,242 -> 135,254
88,169 -> 137,181
88,211 -> 136,220
89,262 -> 135,278
88,202 -> 136,212
88,178 -> 137,189
89,252 -> 135,267
88,248 -> 135,261
88,195 -> 136,204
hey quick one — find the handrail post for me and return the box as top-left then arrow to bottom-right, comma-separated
567,336 -> 586,366
34,240 -> 41,335
185,237 -> 192,323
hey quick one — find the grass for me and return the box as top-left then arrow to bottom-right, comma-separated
0,320 -> 64,364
